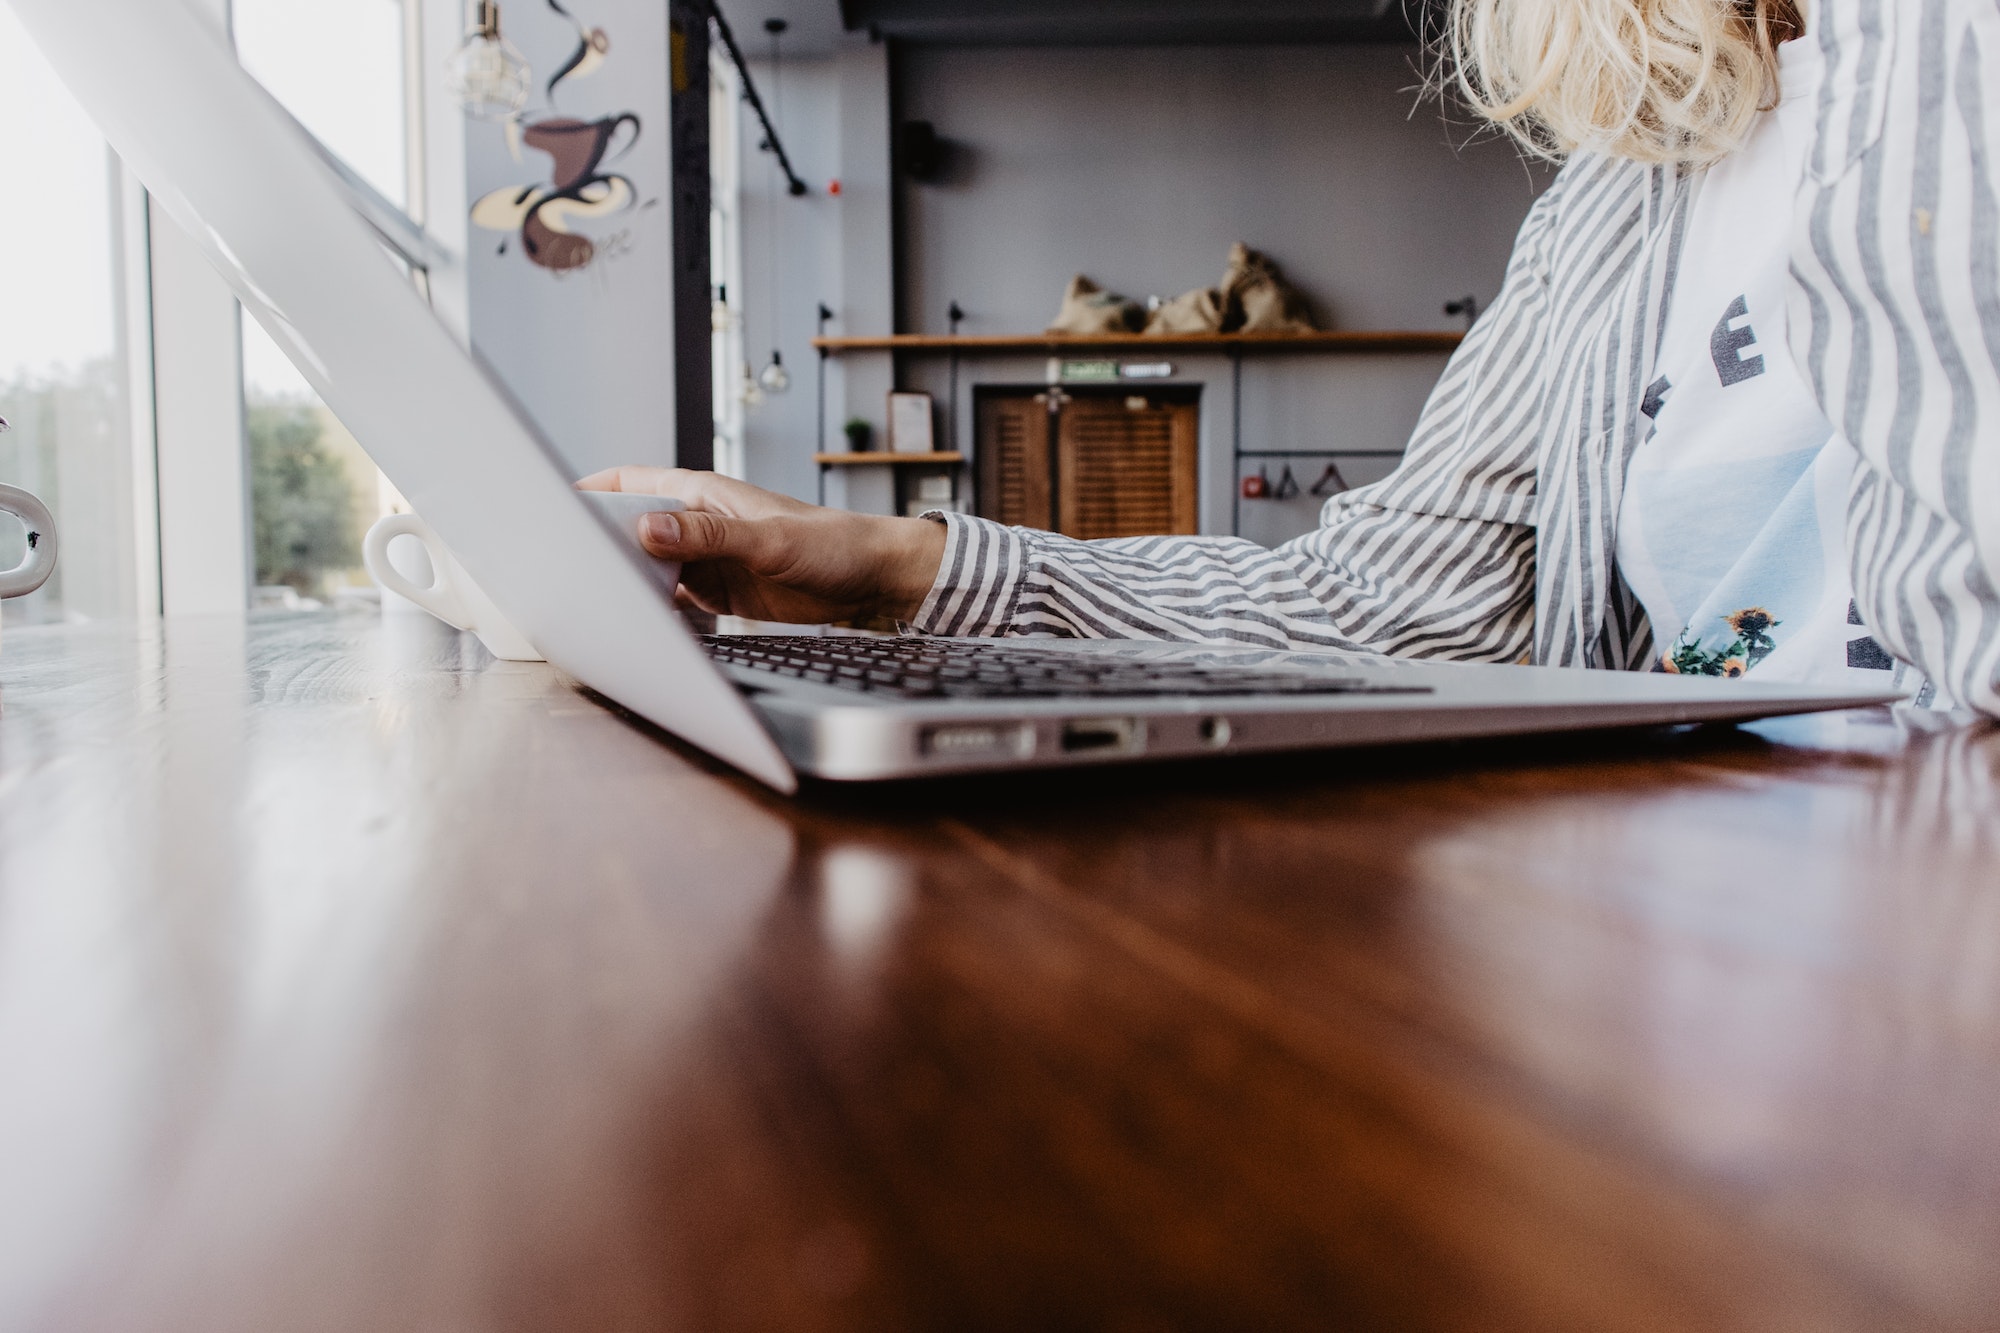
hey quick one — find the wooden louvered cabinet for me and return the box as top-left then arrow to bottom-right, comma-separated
1058,393 -> 1199,538
975,391 -> 1053,529
975,387 -> 1199,539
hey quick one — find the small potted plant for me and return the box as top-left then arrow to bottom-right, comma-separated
843,417 -> 874,453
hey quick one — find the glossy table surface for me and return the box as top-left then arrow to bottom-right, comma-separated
1,613 -> 1997,1333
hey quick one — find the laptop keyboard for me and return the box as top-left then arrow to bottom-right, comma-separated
702,635 -> 1434,701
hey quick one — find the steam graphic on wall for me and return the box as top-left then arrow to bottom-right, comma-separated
470,0 -> 644,275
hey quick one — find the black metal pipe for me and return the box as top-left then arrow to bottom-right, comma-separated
702,1 -> 809,197
669,0 -> 715,471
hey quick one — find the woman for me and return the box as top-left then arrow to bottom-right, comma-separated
583,0 -> 2000,718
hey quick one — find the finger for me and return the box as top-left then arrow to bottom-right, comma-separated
638,508 -> 784,568
576,465 -> 673,495
606,468 -> 823,521
575,467 -> 729,512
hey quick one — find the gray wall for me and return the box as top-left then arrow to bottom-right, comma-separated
737,60 -> 843,505
737,50 -> 898,514
895,43 -> 1544,335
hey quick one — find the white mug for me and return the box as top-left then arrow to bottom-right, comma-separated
361,492 -> 685,662
0,483 -> 58,657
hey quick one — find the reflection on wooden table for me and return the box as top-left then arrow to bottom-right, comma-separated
0,613 -> 1995,1331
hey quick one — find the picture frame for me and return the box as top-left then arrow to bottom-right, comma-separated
888,392 -> 935,455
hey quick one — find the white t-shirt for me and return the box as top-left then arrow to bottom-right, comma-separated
1616,34 -> 1911,691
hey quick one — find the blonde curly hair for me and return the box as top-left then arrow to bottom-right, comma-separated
1450,0 -> 1806,166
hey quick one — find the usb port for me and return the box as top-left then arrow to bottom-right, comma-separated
923,723 -> 1033,759
1060,717 -> 1143,755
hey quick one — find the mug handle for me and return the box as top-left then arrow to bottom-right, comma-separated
0,485 -> 57,600
363,514 -> 474,629
604,112 -> 641,164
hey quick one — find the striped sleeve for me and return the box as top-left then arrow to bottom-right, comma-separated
910,168 -> 1569,658
1791,0 -> 2000,717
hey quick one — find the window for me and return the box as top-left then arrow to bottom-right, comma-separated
240,315 -> 384,609
233,0 -> 416,608
233,0 -> 415,211
0,4 -> 143,627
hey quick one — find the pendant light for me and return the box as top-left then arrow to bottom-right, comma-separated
755,18 -> 791,396
758,350 -> 791,394
447,0 -> 532,123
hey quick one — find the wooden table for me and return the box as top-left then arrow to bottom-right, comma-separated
2,613 -> 1996,1332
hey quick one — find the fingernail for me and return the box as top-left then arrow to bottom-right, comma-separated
642,511 -> 680,544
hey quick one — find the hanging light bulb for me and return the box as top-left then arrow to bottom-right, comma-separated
447,0 -> 532,123
740,360 -> 765,409
758,349 -> 791,395
752,22 -> 792,400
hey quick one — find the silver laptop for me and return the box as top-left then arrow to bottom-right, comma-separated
14,0 -> 1903,793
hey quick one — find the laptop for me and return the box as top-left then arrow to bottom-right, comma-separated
13,0 -> 1903,793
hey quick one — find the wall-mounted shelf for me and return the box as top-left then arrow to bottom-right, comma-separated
813,450 -> 966,507
814,451 -> 965,466
810,330 -> 1465,529
813,330 -> 1463,355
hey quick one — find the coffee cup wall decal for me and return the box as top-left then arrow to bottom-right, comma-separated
472,114 -> 640,273
469,0 -> 648,276
543,0 -> 610,99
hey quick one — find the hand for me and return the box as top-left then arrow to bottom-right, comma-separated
576,467 -> 948,626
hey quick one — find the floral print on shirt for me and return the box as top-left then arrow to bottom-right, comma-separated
1660,607 -> 1781,677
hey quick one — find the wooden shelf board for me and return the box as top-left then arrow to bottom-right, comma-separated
812,330 -> 1463,355
814,451 -> 966,467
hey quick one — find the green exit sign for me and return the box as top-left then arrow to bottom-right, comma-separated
1060,360 -> 1121,382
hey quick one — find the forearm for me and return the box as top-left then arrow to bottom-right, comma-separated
864,514 -> 950,624
910,509 -> 1536,660
913,514 -> 1363,647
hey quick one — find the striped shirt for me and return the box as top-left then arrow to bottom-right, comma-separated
911,0 -> 2000,720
